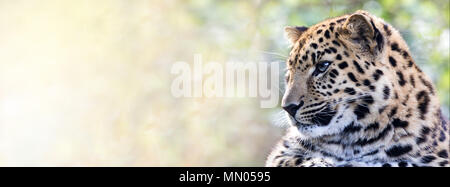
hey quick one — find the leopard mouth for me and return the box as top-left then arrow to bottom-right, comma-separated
294,121 -> 314,127
310,106 -> 337,126
293,106 -> 337,127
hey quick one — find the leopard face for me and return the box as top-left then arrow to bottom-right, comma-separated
282,12 -> 390,138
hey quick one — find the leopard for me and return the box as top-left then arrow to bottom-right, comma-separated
266,10 -> 449,167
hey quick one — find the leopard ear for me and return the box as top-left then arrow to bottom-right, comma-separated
341,13 -> 374,40
284,26 -> 308,44
338,13 -> 377,52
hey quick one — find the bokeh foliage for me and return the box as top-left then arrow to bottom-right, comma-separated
0,0 -> 448,166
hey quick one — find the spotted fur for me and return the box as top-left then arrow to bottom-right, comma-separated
266,10 -> 450,167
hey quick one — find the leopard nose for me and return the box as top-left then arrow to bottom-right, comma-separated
282,101 -> 304,118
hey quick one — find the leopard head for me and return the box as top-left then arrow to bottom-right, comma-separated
282,11 -> 392,138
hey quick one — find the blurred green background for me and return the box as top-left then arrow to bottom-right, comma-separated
0,0 -> 448,166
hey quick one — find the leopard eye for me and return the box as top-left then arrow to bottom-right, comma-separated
316,60 -> 332,73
